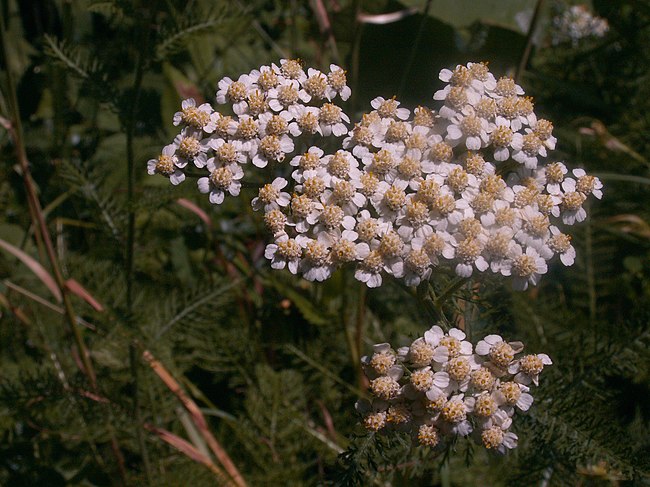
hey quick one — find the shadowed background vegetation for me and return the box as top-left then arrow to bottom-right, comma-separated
0,0 -> 648,485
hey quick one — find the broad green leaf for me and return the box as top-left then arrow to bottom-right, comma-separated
0,223 -> 25,247
399,0 -> 537,32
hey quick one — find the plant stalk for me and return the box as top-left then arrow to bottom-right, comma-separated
397,0 -> 433,98
131,343 -> 154,485
1,10 -> 130,484
125,5 -> 152,315
515,0 -> 545,82
0,6 -> 97,389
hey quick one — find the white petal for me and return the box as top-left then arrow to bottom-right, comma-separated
455,263 -> 473,277
197,177 -> 210,193
271,259 -> 287,270
502,432 -> 518,449
433,371 -> 450,388
424,326 -> 444,344
387,365 -> 404,380
475,341 -> 491,356
466,136 -> 481,150
455,420 -> 472,436
460,342 -> 473,355
446,125 -> 462,140
475,257 -> 489,271
509,341 -> 524,354
484,334 -> 502,345
432,346 -> 449,363
449,328 -> 466,340
252,154 -> 268,168
170,172 -> 185,185
367,273 -> 382,288
517,392 -> 534,411
539,354 -> 552,365
514,372 -> 532,385
209,190 -> 225,205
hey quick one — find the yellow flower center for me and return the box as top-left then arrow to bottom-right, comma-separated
155,154 -> 175,175
490,341 -> 515,368
226,81 -> 247,102
441,400 -> 466,423
303,73 -> 328,99
209,167 -> 233,189
327,69 -> 347,90
181,107 -> 210,129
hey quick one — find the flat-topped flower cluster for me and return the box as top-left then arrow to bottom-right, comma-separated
357,325 -> 551,454
552,4 -> 609,46
148,60 -> 602,290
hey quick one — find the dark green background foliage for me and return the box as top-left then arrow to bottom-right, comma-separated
0,0 -> 648,485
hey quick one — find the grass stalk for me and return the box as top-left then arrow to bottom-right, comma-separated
1,11 -> 129,484
0,5 -> 97,391
143,349 -> 248,487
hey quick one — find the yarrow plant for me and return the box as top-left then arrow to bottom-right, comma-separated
149,59 -> 602,291
147,59 -> 604,461
357,325 -> 552,453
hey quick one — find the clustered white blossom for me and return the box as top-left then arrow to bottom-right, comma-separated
149,60 -> 603,290
357,325 -> 552,454
552,4 -> 609,45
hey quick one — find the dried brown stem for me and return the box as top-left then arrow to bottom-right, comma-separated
310,0 -> 340,63
0,13 -> 128,483
143,350 -> 248,487
144,424 -> 234,484
0,6 -> 97,391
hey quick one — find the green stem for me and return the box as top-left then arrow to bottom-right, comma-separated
415,277 -> 469,329
349,0 -> 363,114
130,343 -> 154,485
2,11 -> 128,484
0,4 -> 96,388
397,0 -> 433,98
416,280 -> 440,322
433,277 -> 469,310
515,0 -> 545,82
341,270 -> 359,376
123,7 -> 155,482
285,344 -> 368,398
354,282 -> 367,389
126,6 -> 152,315
440,460 -> 451,487
585,204 -> 597,355
291,0 -> 298,57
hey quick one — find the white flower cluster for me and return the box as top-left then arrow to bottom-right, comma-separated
148,60 -> 603,290
147,59 -> 350,201
552,4 -> 609,45
357,325 -> 551,454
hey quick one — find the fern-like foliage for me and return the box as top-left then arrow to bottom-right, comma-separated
226,364 -> 329,484
155,7 -> 234,60
43,34 -> 120,107
2,0 -> 649,485
59,158 -> 125,242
